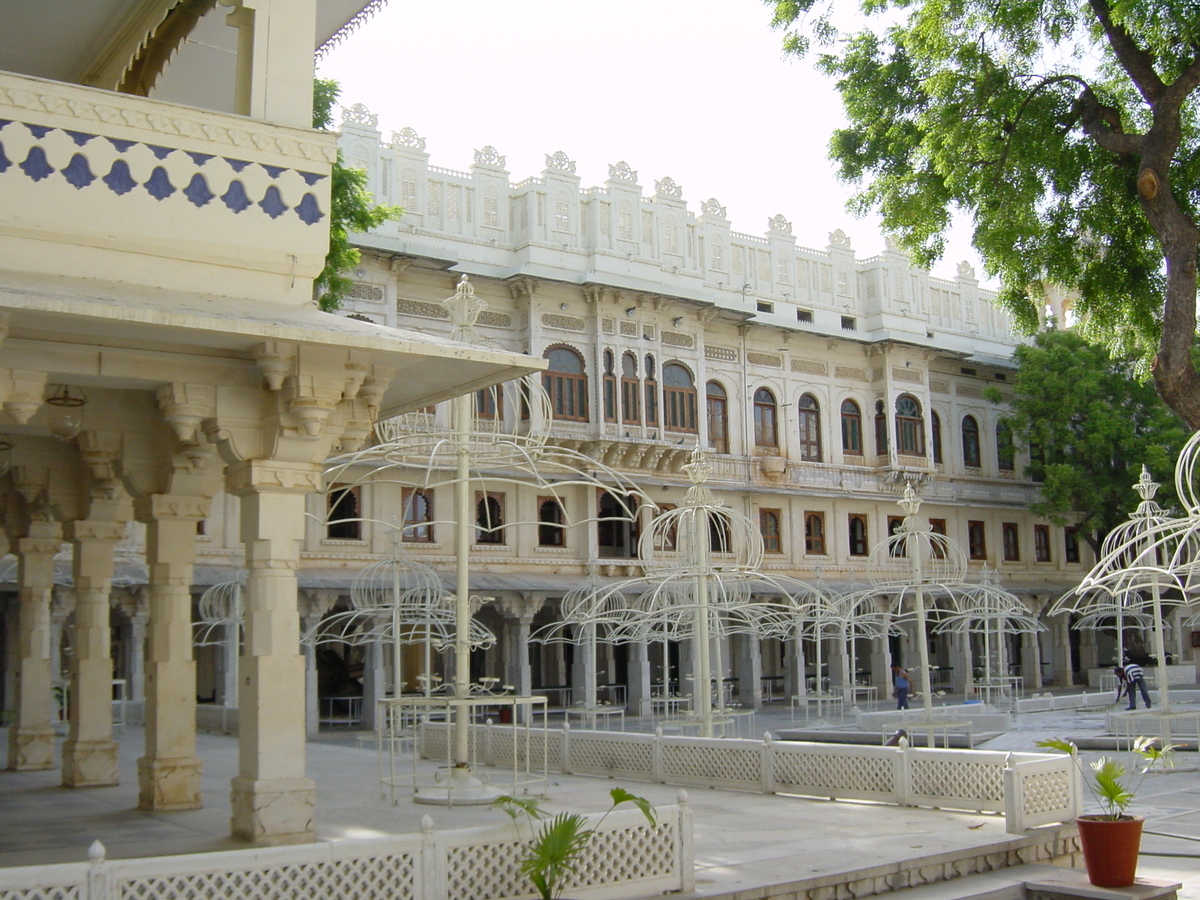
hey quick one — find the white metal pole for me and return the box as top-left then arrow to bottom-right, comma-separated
453,392 -> 472,768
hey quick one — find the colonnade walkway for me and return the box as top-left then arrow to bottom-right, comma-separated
3,700 -> 1200,899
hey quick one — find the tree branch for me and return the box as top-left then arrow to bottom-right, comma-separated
1076,86 -> 1145,155
1088,0 -> 1167,103
1163,53 -> 1200,109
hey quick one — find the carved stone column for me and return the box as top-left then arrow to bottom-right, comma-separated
785,635 -> 805,698
1079,628 -> 1099,674
361,639 -> 385,731
135,493 -> 210,811
626,640 -> 651,717
62,519 -> 124,787
950,631 -> 972,696
301,590 -> 339,738
870,632 -> 891,699
127,609 -> 148,705
227,459 -> 319,844
1022,628 -> 1044,689
7,530 -> 62,771
731,633 -> 763,710
1051,615 -> 1074,687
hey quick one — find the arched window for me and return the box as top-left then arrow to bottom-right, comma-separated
475,384 -> 502,420
759,509 -> 782,553
753,388 -> 778,448
804,512 -> 826,555
894,395 -> 925,456
962,415 -> 981,468
663,363 -> 698,432
644,354 -> 659,427
620,352 -> 640,424
476,492 -> 505,544
706,382 -> 729,453
848,514 -> 868,556
327,485 -> 361,540
931,411 -> 943,465
537,497 -> 566,547
602,349 -> 616,422
841,400 -> 862,455
997,421 -> 1015,472
402,487 -> 433,543
543,347 -> 587,421
798,394 -> 822,461
709,511 -> 732,552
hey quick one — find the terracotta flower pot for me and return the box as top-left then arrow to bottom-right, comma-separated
1076,815 -> 1144,887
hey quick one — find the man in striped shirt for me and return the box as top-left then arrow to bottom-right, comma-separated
1123,660 -> 1152,710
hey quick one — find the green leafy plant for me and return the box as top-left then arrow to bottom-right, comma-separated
1036,736 -> 1176,820
311,78 -> 402,312
492,788 -> 656,900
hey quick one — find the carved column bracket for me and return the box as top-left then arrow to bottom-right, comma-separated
0,368 -> 48,424
157,384 -> 216,445
254,342 -> 298,391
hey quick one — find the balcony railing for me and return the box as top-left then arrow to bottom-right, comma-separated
0,71 -> 336,304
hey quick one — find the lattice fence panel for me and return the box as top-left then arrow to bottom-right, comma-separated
419,724 -> 484,761
420,725 -> 448,759
569,736 -> 654,774
0,887 -> 79,900
662,743 -> 760,786
909,758 -> 1004,806
1020,769 -> 1072,816
773,749 -> 894,796
485,730 -> 555,770
565,822 -> 677,890
117,855 -> 416,900
446,839 -> 530,900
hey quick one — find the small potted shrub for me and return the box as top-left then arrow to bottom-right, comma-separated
493,787 -> 656,900
1036,736 -> 1175,887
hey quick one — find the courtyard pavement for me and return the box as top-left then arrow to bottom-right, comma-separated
2,696 -> 1200,898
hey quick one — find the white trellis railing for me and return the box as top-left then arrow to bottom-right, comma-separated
0,802 -> 691,900
418,723 -> 1079,835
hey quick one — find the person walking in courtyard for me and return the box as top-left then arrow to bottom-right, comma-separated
1124,658 -> 1152,710
892,664 -> 911,710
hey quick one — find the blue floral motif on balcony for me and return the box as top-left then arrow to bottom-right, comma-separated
19,146 -> 54,181
221,180 -> 252,213
294,193 -> 324,225
62,153 -> 96,189
145,166 -> 175,200
103,160 -> 137,195
0,118 -> 328,226
258,185 -> 288,218
183,173 -> 215,207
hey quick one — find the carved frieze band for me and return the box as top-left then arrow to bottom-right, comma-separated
835,365 -> 868,382
224,459 -> 323,495
746,351 -> 782,369
133,494 -> 212,522
791,359 -> 828,376
540,313 -> 586,332
706,346 -> 739,363
0,84 -> 335,163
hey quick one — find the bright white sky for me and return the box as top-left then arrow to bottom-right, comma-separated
319,0 -> 984,281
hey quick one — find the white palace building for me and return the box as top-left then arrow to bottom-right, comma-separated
1,3 -> 1192,849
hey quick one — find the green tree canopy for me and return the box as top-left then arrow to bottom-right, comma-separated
984,329 -> 1188,555
766,0 -> 1200,428
312,78 -> 401,312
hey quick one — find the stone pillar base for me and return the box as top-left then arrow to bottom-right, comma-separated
138,756 -> 203,810
230,776 -> 316,844
62,739 -> 119,787
7,728 -> 56,771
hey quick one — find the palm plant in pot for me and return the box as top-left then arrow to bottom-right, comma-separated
1037,736 -> 1175,887
492,787 -> 656,900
